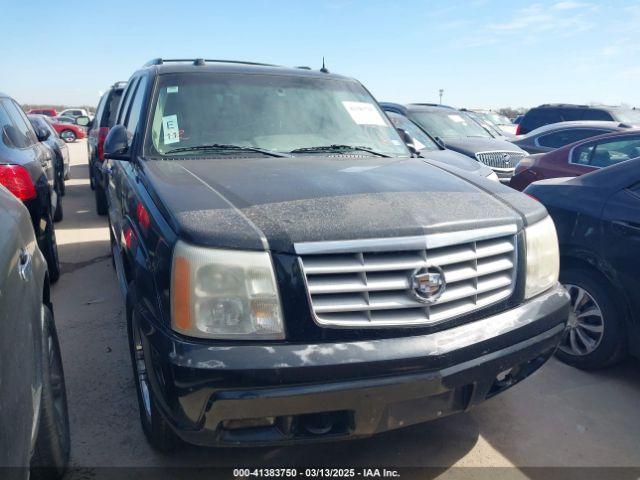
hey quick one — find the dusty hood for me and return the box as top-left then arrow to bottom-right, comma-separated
141,156 -> 527,253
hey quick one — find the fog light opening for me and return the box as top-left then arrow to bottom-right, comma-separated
222,416 -> 276,430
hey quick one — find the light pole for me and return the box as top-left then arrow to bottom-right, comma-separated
439,89 -> 444,105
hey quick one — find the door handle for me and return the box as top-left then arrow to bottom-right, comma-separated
18,248 -> 32,281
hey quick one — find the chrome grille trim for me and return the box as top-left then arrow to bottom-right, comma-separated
475,151 -> 526,171
296,225 -> 518,328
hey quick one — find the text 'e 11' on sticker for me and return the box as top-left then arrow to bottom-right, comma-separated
162,115 -> 180,145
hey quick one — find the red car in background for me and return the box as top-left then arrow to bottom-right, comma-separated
510,129 -> 640,191
50,118 -> 86,143
28,107 -> 58,117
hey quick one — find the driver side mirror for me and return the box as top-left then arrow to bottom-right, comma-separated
35,126 -> 50,142
76,115 -> 91,127
103,125 -> 131,161
396,128 -> 419,156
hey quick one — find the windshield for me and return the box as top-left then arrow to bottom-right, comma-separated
613,109 -> 640,125
409,109 -> 492,139
483,112 -> 511,125
385,112 -> 439,151
144,73 -> 409,158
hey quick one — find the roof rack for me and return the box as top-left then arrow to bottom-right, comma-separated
142,58 -> 280,68
538,103 -> 590,108
410,102 -> 455,109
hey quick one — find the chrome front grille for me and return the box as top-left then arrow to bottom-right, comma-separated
296,225 -> 518,328
475,151 -> 526,170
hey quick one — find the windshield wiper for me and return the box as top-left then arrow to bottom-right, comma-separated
289,144 -> 390,157
165,144 -> 288,158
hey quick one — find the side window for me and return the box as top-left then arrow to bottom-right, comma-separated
0,102 -> 17,149
583,109 -> 613,121
571,143 -> 596,165
559,109 -> 582,121
117,77 -> 139,124
1,100 -> 35,148
538,129 -> 608,148
124,77 -> 148,137
589,137 -> 640,167
93,94 -> 107,127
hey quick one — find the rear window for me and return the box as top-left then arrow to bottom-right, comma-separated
611,109 -> 640,125
520,109 -> 562,133
102,89 -> 123,127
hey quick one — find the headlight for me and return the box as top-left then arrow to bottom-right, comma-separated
524,216 -> 560,299
486,171 -> 500,182
171,241 -> 284,339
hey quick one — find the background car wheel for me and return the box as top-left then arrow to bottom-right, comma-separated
556,267 -> 627,369
41,215 -> 61,283
31,305 -> 70,480
127,294 -> 180,453
60,130 -> 76,143
94,183 -> 108,216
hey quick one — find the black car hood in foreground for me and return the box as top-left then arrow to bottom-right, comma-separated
441,137 -> 526,159
142,156 -> 545,252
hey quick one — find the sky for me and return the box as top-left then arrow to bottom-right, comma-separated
1,0 -> 638,109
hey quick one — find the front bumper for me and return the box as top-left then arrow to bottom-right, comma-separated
138,285 -> 569,447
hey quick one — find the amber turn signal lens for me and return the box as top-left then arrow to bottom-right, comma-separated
171,257 -> 191,331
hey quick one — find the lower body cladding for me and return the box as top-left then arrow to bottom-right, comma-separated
138,285 -> 569,447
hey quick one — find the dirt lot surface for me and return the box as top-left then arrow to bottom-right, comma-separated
53,141 -> 640,479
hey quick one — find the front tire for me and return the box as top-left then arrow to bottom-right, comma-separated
127,294 -> 180,453
31,305 -> 70,480
556,267 -> 627,369
60,130 -> 76,143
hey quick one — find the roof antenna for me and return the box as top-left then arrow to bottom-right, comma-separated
320,57 -> 329,74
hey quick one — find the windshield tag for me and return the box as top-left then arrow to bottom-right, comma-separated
162,115 -> 180,145
342,101 -> 386,126
167,86 -> 179,93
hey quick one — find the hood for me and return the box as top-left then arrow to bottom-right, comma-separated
441,137 -> 526,159
420,149 -> 493,177
142,156 -> 529,253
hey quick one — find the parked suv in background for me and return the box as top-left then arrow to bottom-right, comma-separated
87,81 -> 126,215
102,58 -> 568,452
380,103 -> 528,183
0,185 -> 70,479
517,104 -> 640,135
0,92 -> 61,281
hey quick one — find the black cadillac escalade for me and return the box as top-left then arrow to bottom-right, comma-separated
103,58 -> 570,452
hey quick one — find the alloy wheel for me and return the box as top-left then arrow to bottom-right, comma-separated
559,284 -> 605,356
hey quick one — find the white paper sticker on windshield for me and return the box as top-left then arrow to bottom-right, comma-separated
162,115 -> 180,144
448,114 -> 465,123
342,101 -> 386,126
167,86 -> 179,93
